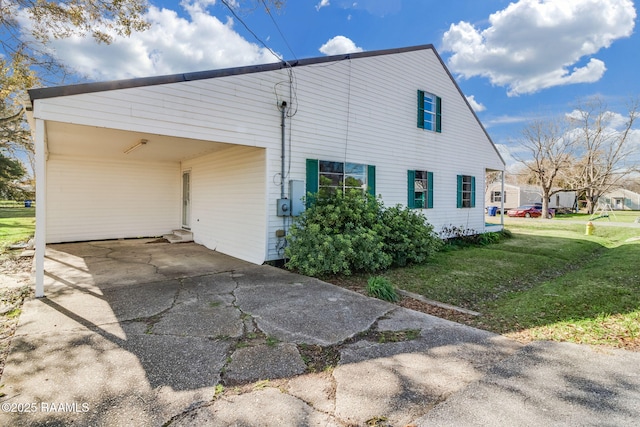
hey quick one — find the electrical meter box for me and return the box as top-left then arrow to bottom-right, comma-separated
277,198 -> 291,216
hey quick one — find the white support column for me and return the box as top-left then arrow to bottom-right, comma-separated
500,171 -> 505,227
34,118 -> 46,298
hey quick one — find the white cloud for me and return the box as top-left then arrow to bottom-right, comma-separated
494,143 -> 521,171
25,1 -> 281,81
484,115 -> 531,128
319,36 -> 363,56
316,0 -> 330,11
466,95 -> 486,112
441,0 -> 636,96
566,108 -> 629,130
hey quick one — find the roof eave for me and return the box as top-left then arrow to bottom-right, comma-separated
28,44 -> 434,101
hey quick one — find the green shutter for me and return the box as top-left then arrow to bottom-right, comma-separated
471,176 -> 476,208
306,159 -> 319,207
367,165 -> 376,196
407,170 -> 415,208
435,96 -> 442,133
427,171 -> 434,208
456,175 -> 463,208
417,90 -> 425,129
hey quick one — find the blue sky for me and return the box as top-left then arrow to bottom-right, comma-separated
24,0 -> 640,169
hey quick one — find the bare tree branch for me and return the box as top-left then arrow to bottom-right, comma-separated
512,116 -> 575,217
564,96 -> 639,213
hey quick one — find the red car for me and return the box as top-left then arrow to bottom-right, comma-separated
507,205 -> 544,218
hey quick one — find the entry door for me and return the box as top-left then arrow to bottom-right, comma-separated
614,198 -> 623,210
182,171 -> 191,229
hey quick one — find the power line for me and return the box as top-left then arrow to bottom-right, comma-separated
219,0 -> 281,62
260,0 -> 297,60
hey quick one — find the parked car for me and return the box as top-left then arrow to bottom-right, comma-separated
507,205 -> 553,218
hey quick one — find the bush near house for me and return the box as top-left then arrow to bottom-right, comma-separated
285,190 -> 442,276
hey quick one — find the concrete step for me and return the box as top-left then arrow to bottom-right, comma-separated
163,229 -> 193,243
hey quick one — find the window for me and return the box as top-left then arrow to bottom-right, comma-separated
491,191 -> 504,203
456,175 -> 475,208
407,170 -> 433,208
318,160 -> 367,195
306,159 -> 376,205
417,90 -> 442,132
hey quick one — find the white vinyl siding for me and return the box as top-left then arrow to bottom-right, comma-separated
181,146 -> 267,264
46,156 -> 179,243
34,46 -> 504,261
282,50 -> 497,235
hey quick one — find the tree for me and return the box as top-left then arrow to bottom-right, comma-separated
0,0 -> 152,197
1,58 -> 36,197
513,117 -> 575,218
564,97 -> 639,214
620,175 -> 640,194
0,152 -> 28,199
1,0 -> 150,68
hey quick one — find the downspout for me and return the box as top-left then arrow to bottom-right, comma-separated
280,100 -> 288,238
280,101 -> 287,200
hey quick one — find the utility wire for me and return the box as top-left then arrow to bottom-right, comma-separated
260,0 -> 297,60
219,0 -> 281,62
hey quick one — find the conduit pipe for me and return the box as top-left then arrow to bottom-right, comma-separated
280,100 -> 287,199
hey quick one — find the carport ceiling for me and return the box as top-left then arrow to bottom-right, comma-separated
46,121 -> 234,162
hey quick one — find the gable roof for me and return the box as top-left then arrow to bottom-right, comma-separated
29,45 -> 434,100
28,44 -> 504,166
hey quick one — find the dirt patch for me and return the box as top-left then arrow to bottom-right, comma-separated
0,254 -> 34,381
397,298 -> 478,325
0,254 -> 32,287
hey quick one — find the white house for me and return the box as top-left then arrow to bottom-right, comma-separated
598,188 -> 640,210
26,45 -> 505,296
486,183 -> 576,211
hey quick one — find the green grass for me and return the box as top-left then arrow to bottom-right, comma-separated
332,221 -> 640,349
0,207 -> 35,249
554,211 -> 640,223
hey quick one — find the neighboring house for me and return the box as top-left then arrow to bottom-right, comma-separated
486,183 -> 576,210
598,189 -> 640,210
26,45 -> 504,296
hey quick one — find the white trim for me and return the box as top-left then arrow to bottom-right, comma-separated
34,118 -> 46,298
181,170 -> 191,229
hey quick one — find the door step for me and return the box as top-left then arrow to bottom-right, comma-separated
163,229 -> 193,243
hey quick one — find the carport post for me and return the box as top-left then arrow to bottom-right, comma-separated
34,118 -> 46,298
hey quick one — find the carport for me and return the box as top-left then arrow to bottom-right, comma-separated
27,102 -> 268,297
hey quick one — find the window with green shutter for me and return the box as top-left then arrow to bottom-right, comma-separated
306,159 -> 376,203
417,90 -> 442,133
456,174 -> 475,208
408,170 -> 433,209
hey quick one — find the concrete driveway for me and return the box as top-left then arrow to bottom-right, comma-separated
1,239 -> 639,426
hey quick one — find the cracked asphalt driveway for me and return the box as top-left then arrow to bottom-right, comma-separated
0,240 -> 544,425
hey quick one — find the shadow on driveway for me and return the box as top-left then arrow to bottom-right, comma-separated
4,239 -> 634,426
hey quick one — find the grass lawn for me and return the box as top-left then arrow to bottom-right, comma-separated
0,207 -> 36,250
554,210 -> 640,223
328,221 -> 640,350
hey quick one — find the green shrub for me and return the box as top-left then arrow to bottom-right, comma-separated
440,225 -> 513,248
381,205 -> 442,266
367,276 -> 399,302
285,190 -> 391,276
285,190 -> 441,276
